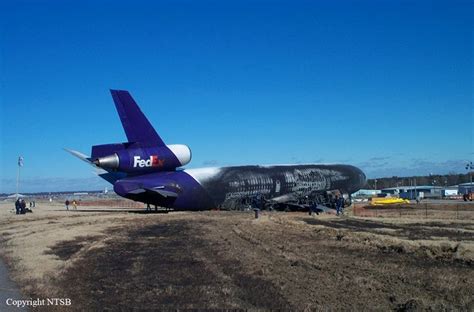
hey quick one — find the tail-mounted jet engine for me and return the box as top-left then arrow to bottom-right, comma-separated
91,144 -> 191,174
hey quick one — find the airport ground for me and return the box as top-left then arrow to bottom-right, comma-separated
0,200 -> 473,310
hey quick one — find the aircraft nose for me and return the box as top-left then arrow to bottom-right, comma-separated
347,166 -> 366,192
361,172 -> 367,187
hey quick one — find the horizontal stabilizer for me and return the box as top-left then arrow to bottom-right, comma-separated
64,148 -> 95,166
110,90 -> 165,146
64,148 -> 126,184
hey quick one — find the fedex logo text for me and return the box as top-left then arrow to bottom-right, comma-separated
133,156 -> 164,168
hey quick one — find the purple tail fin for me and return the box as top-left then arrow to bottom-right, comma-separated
110,90 -> 165,146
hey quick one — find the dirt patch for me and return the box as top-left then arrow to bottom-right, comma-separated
52,220 -> 289,310
44,236 -> 101,260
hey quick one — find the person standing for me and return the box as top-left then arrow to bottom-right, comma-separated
72,200 -> 77,210
339,196 -> 345,215
335,196 -> 342,216
20,199 -> 26,214
15,198 -> 21,215
65,199 -> 70,210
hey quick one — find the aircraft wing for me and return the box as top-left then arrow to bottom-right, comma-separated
128,186 -> 178,198
266,192 -> 335,213
114,178 -> 180,199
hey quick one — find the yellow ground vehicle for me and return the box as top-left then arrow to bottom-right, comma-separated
371,197 -> 410,206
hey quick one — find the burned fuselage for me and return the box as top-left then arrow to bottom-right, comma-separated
185,164 -> 365,210
112,163 -> 366,211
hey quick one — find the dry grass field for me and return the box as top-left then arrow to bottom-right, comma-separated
353,201 -> 474,220
0,201 -> 473,310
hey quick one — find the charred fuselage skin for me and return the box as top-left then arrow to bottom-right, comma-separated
114,164 -> 366,211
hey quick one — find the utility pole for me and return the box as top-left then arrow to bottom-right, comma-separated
466,161 -> 473,185
16,156 -> 24,198
414,177 -> 417,200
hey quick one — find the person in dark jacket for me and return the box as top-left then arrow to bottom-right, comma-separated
15,199 -> 21,215
339,196 -> 345,214
20,199 -> 26,214
65,200 -> 70,210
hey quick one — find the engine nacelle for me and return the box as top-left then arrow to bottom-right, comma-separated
93,144 -> 191,173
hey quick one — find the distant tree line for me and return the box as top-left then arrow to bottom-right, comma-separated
366,173 -> 472,190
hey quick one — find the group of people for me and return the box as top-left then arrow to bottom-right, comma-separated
14,198 -> 33,215
65,199 -> 78,210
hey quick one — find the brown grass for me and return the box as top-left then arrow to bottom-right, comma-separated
0,203 -> 473,310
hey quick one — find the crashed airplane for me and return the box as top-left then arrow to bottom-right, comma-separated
67,90 -> 366,212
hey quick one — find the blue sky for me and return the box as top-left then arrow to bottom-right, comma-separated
0,0 -> 472,193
